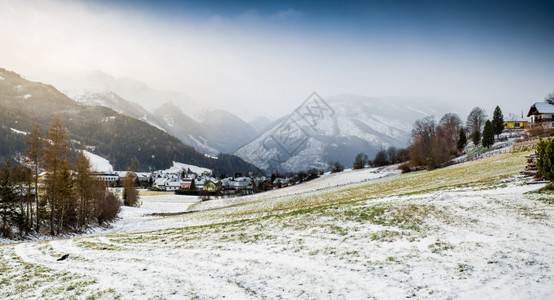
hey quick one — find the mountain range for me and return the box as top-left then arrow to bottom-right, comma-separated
0,67 -> 456,174
234,93 -> 452,172
0,67 -> 260,174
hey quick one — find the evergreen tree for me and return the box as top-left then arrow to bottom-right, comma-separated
492,106 -> 504,137
457,127 -> 467,152
472,130 -> 481,147
190,178 -> 196,191
536,137 -> 554,181
0,161 -> 21,237
482,120 -> 495,148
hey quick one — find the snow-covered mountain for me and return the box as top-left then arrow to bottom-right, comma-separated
235,93 -> 453,172
64,88 -> 257,154
65,89 -> 166,132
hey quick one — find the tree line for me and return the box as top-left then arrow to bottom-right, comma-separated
349,105 -> 507,172
0,114 -> 121,239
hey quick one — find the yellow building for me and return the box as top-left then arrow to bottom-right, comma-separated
503,113 -> 528,129
203,181 -> 217,192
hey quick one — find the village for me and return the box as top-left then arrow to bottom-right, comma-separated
93,161 -> 320,198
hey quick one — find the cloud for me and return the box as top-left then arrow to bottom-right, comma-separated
0,0 -> 553,120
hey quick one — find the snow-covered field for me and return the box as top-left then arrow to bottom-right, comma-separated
1,152 -> 553,299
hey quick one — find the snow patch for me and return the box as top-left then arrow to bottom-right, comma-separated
10,128 -> 28,135
0,75 -> 4,80
81,150 -> 113,173
163,161 -> 211,175
163,115 -> 174,128
23,94 -> 32,99
140,116 -> 166,132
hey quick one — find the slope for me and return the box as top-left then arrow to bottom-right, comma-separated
0,67 -> 259,174
1,149 -> 552,299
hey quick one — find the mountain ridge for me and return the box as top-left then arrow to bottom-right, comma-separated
0,67 -> 260,174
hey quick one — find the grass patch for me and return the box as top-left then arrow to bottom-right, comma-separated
342,203 -> 434,231
370,230 -> 401,241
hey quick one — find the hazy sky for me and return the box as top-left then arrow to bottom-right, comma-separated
1,0 -> 553,120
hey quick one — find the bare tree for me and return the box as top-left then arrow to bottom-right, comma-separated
409,116 -> 436,167
438,113 -> 462,156
466,107 -> 487,142
25,122 -> 41,231
122,160 -> 140,207
353,153 -> 368,169
545,90 -> 554,104
43,114 -> 69,235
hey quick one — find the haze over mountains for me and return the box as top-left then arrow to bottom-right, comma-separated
1,66 -> 458,173
0,67 -> 259,174
235,93 -> 454,172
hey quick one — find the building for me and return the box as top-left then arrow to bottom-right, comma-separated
527,102 -> 554,130
503,113 -> 528,130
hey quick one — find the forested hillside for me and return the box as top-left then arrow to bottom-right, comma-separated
0,68 -> 260,174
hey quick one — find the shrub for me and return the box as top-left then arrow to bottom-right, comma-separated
536,137 -> 554,181
96,192 -> 121,225
398,162 -> 412,173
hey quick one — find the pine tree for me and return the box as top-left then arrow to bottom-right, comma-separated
190,178 -> 196,191
0,161 -> 20,237
492,106 -> 504,137
482,120 -> 495,148
25,122 -> 41,231
43,114 -> 69,235
472,130 -> 481,147
457,127 -> 467,152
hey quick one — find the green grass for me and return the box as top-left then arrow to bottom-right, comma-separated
175,151 -> 530,227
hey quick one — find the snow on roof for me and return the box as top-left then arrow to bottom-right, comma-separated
528,102 -> 554,116
82,150 -> 114,173
504,113 -> 527,122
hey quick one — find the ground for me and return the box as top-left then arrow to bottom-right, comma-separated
1,151 -> 553,299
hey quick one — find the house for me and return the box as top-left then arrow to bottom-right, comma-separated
94,172 -> 119,183
527,102 -> 554,130
503,113 -> 528,130
221,177 -> 253,194
202,181 -> 217,192
180,179 -> 192,189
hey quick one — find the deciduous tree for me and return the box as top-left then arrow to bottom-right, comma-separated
466,107 -> 487,142
25,122 -> 41,231
353,153 -> 368,169
43,114 -> 69,235
122,160 -> 140,207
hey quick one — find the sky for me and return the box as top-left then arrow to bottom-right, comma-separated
0,0 -> 553,120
